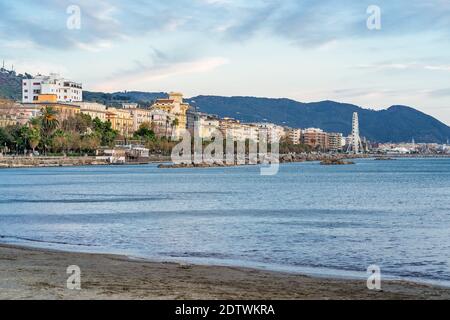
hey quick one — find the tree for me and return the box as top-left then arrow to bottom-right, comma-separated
134,122 -> 156,141
28,127 -> 41,153
41,107 -> 60,135
93,118 -> 118,147
62,113 -> 93,134
51,130 -> 70,154
40,107 -> 60,154
0,127 -> 13,153
80,135 -> 100,154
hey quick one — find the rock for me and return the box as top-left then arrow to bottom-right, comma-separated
320,158 -> 355,165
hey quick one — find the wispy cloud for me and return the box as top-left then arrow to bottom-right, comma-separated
92,56 -> 229,92
2,0 -> 450,50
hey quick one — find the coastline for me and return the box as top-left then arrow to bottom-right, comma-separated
0,155 -> 171,169
1,243 -> 449,300
1,154 -> 449,169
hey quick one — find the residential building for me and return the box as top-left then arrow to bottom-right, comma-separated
149,108 -> 174,138
122,103 -> 139,109
198,115 -> 220,140
129,108 -> 153,131
21,102 -> 80,121
219,118 -> 241,141
255,123 -> 286,143
302,128 -> 328,150
0,115 -> 17,127
22,73 -> 82,103
151,92 -> 190,140
73,102 -> 107,122
327,132 -> 344,151
288,128 -> 302,145
106,107 -> 134,136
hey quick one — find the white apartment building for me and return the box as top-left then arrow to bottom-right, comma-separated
288,128 -> 302,145
254,123 -> 286,143
197,115 -> 220,140
22,73 -> 82,103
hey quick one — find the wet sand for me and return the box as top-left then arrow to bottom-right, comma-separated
1,243 -> 449,300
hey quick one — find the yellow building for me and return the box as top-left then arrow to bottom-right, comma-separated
106,107 -> 134,136
151,92 -> 190,140
37,94 -> 58,103
121,104 -> 153,131
22,103 -> 80,121
74,102 -> 108,122
0,115 -> 17,127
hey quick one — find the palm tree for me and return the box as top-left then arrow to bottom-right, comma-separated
40,107 -> 59,154
41,107 -> 59,134
171,118 -> 179,139
28,127 -> 41,154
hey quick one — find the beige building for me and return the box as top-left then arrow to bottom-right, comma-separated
218,118 -> 260,142
255,123 -> 286,143
0,115 -> 17,127
106,107 -> 134,136
151,92 -> 190,140
21,102 -> 80,122
129,107 -> 153,132
288,128 -> 302,145
198,115 -> 220,140
148,108 -> 174,138
73,102 -> 108,122
327,132 -> 344,151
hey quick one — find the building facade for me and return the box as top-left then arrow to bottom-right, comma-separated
288,128 -> 302,145
302,128 -> 328,150
255,123 -> 286,143
22,74 -> 82,103
106,107 -> 134,136
151,92 -> 190,140
149,108 -> 174,138
73,102 -> 108,122
327,132 -> 344,151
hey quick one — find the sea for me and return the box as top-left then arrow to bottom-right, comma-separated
1,158 -> 449,286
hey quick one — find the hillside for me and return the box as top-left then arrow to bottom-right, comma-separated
185,96 -> 450,143
1,70 -> 449,142
92,92 -> 449,143
0,68 -> 31,100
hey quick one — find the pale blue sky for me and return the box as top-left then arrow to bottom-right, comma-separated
1,0 -> 449,124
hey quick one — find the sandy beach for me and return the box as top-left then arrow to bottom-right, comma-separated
0,243 -> 449,300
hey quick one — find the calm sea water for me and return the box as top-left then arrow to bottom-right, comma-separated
1,158 -> 450,285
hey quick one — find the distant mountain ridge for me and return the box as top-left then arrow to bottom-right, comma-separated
82,91 -> 450,143
1,70 -> 449,143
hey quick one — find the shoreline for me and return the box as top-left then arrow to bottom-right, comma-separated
1,243 -> 450,300
0,155 -> 171,169
1,154 -> 449,169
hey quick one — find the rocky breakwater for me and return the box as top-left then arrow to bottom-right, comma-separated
0,156 -> 109,168
320,158 -> 355,165
158,153 -> 366,168
280,153 -> 366,164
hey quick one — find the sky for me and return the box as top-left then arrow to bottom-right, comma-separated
1,0 -> 449,124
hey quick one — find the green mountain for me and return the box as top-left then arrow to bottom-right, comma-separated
185,96 -> 450,143
1,70 -> 449,143
84,91 -> 449,143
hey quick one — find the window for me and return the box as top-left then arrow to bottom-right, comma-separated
24,96 -> 28,99
24,89 -> 28,93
